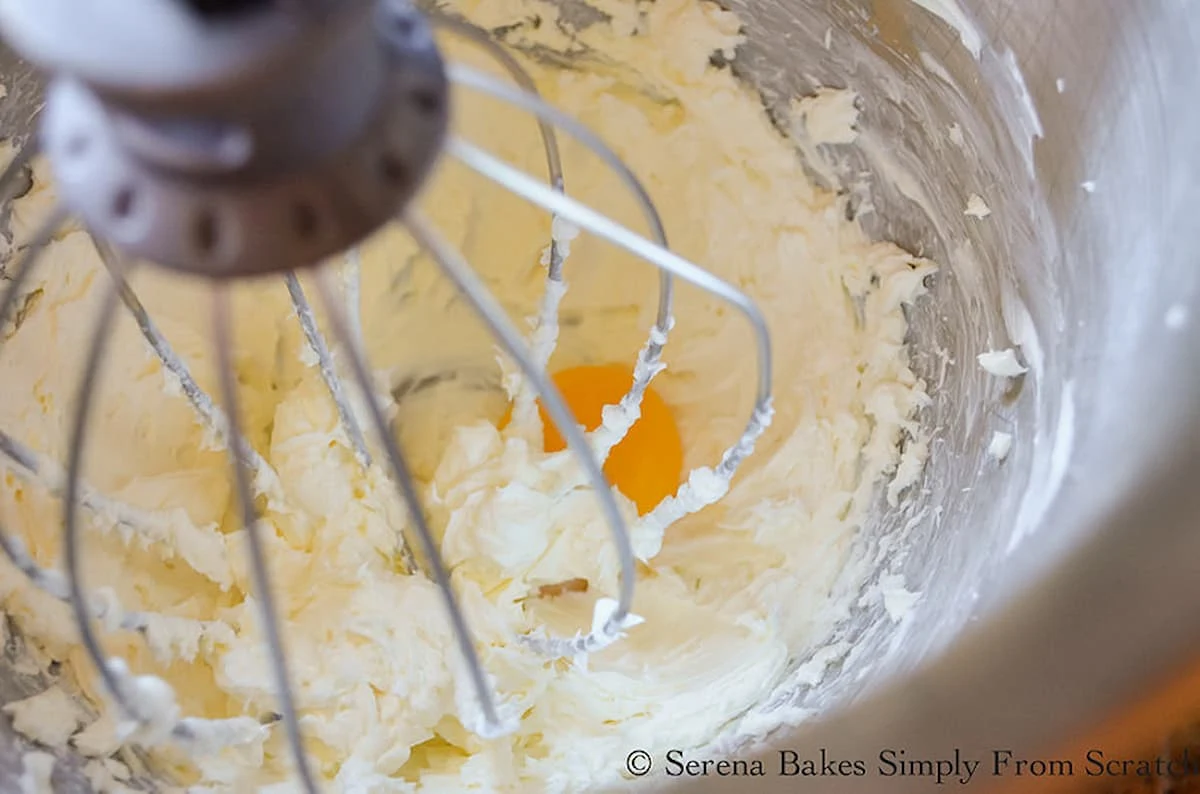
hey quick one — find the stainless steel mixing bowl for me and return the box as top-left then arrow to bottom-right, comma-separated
1,0 -> 1198,791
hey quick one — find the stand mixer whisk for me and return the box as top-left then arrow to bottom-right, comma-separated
0,0 -> 774,788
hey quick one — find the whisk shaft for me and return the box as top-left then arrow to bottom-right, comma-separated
62,269 -> 144,732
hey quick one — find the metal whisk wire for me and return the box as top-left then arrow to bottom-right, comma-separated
447,63 -> 774,555
404,210 -> 643,652
61,263 -> 140,735
431,16 -> 676,452
285,272 -> 373,469
306,267 -> 509,739
445,63 -> 679,458
87,237 -> 284,487
212,285 -> 321,792
445,135 -> 776,574
0,205 -> 73,597
445,137 -> 774,447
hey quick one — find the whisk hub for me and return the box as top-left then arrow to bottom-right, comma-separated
16,0 -> 448,276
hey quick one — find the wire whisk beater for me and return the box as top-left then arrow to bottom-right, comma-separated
0,0 -> 773,789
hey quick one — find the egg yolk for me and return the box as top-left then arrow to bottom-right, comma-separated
501,364 -> 683,515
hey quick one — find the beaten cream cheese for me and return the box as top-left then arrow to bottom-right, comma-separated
0,0 -> 935,790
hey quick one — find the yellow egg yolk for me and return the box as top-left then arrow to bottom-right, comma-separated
501,364 -> 683,515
